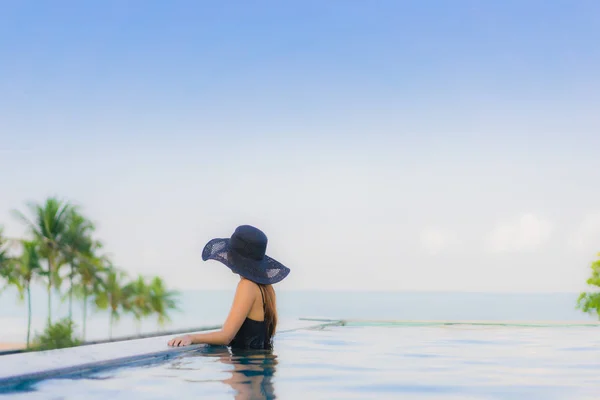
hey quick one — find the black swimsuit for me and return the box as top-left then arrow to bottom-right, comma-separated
229,285 -> 270,350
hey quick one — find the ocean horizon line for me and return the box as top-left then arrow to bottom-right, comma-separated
176,288 -> 584,295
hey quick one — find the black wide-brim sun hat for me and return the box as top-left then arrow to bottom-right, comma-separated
202,225 -> 291,285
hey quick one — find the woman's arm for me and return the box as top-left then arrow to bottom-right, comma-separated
168,279 -> 256,347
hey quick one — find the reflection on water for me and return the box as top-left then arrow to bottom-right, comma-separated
169,346 -> 278,400
225,349 -> 277,400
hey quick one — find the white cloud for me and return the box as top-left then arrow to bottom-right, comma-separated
419,227 -> 460,255
485,213 -> 553,253
568,212 -> 600,252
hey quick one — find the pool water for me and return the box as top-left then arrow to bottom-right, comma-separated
5,324 -> 600,399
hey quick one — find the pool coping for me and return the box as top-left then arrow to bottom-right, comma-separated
0,344 -> 204,392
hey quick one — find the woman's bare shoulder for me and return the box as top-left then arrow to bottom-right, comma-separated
234,279 -> 260,306
238,278 -> 259,291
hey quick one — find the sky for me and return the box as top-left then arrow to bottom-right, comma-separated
1,1 -> 599,293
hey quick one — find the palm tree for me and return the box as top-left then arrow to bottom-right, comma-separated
0,226 -> 11,294
94,267 -> 133,339
13,197 -> 73,325
61,209 -> 96,320
577,252 -> 600,319
0,228 -> 20,299
76,254 -> 107,341
127,275 -> 153,335
149,277 -> 180,331
12,240 -> 42,348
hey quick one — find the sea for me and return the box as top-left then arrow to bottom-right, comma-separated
0,287 -> 594,343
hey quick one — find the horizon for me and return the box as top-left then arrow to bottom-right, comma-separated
0,283 -> 581,300
0,284 -> 588,296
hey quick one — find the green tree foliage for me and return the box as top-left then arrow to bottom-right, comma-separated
577,253 -> 600,319
149,276 -> 180,329
127,275 -> 153,334
0,226 -> 13,294
1,196 -> 181,349
12,198 -> 73,325
31,318 -> 81,351
73,254 -> 107,341
60,209 -> 97,320
12,240 -> 42,348
94,267 -> 134,339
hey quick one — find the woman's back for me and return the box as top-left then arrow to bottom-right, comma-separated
229,283 -> 270,350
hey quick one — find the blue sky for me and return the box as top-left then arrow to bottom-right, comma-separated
1,1 -> 599,292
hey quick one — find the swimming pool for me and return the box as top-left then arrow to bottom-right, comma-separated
3,322 -> 600,399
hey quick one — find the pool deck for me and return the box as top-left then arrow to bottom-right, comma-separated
0,318 -> 343,390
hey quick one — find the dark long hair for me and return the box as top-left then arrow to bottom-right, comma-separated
258,284 -> 277,346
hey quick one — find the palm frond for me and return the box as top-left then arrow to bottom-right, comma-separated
10,209 -> 43,239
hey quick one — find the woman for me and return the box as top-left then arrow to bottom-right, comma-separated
168,225 -> 290,350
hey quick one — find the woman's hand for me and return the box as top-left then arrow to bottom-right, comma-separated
168,335 -> 193,347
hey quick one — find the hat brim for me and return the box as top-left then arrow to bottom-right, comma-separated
202,238 -> 290,285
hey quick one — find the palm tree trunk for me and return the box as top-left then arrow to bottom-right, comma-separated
47,257 -> 54,326
47,281 -> 52,326
82,288 -> 88,341
157,315 -> 164,333
26,285 -> 32,349
109,313 -> 113,340
68,266 -> 74,321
